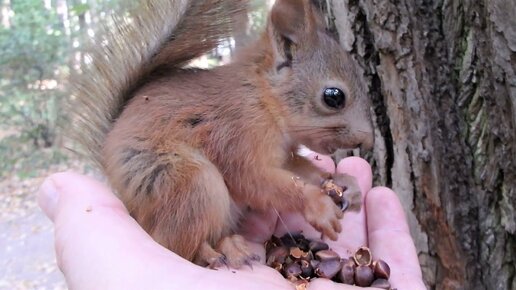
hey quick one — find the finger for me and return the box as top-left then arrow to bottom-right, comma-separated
38,172 -> 128,222
37,172 -> 200,289
327,157 -> 371,257
297,146 -> 336,173
366,187 -> 426,290
306,152 -> 336,173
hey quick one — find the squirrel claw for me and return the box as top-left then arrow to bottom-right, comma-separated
250,253 -> 261,261
244,259 -> 254,270
208,255 -> 229,270
244,253 -> 261,270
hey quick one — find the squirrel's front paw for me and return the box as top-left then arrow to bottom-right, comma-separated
303,189 -> 343,241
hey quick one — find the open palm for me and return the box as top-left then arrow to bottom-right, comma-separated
38,157 -> 426,290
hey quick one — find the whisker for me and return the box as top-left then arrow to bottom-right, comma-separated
288,125 -> 345,132
272,207 -> 296,244
287,130 -> 339,137
288,129 -> 329,136
355,129 -> 371,134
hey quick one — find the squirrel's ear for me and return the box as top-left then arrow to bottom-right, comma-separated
269,0 -> 316,44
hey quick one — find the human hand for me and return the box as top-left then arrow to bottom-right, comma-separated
38,157 -> 426,290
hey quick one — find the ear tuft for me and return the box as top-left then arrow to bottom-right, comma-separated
270,0 -> 308,43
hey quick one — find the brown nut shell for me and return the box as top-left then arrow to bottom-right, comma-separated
310,259 -> 320,269
290,247 -> 308,260
266,246 -> 288,266
271,261 -> 283,271
338,261 -> 355,285
315,249 -> 340,262
372,259 -> 391,279
314,259 -> 342,279
353,246 -> 372,266
299,260 -> 313,278
283,261 -> 302,280
371,278 -> 391,289
355,265 -> 374,287
308,240 -> 329,253
265,235 -> 284,253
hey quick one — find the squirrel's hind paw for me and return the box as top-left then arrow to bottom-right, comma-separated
215,234 -> 260,269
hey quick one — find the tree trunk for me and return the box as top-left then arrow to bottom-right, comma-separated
323,0 -> 516,289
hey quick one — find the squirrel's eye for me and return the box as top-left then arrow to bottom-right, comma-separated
323,88 -> 346,109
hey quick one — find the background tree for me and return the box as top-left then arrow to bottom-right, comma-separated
317,0 -> 515,289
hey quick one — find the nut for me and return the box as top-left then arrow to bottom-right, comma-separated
265,235 -> 283,252
322,179 -> 353,212
355,265 -> 374,287
371,278 -> 391,289
299,260 -> 313,278
353,246 -> 372,266
322,179 -> 345,195
323,180 -> 344,200
271,261 -> 283,271
280,232 -> 305,248
372,259 -> 391,279
310,259 -> 320,269
338,259 -> 355,285
315,249 -> 340,262
283,261 -> 302,281
314,259 -> 342,279
266,246 -> 288,266
308,240 -> 329,253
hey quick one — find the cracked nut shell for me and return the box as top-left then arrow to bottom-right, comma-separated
353,246 -> 372,266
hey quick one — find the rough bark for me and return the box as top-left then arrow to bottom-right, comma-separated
324,0 -> 516,289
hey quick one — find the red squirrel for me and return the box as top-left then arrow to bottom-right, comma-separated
71,0 -> 374,268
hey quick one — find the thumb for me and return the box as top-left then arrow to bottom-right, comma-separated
37,171 -> 128,221
37,176 -> 61,221
37,172 -> 196,289
36,171 -> 174,258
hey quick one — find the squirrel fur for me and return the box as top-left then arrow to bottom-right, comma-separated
71,0 -> 374,268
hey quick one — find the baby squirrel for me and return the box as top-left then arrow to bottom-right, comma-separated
72,0 -> 374,268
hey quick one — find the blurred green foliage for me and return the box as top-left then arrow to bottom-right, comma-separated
0,0 -> 67,178
0,0 -> 128,178
0,0 -> 269,179
249,0 -> 270,34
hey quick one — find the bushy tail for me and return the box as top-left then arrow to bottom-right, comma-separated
70,0 -> 246,167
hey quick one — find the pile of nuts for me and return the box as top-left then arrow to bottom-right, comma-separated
265,233 -> 393,289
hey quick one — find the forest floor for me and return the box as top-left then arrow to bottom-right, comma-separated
0,160 -> 94,290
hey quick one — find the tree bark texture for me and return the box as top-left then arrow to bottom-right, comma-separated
322,0 -> 516,289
